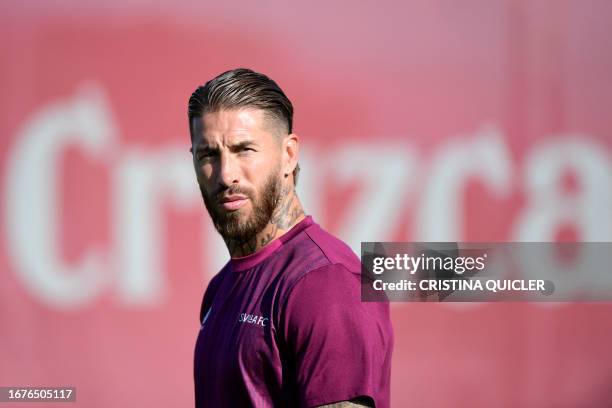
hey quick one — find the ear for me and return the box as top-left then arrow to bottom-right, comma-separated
282,133 -> 299,180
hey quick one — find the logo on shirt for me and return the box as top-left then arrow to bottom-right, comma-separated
238,313 -> 268,327
201,307 -> 212,329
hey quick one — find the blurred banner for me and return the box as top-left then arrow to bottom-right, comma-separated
1,0 -> 611,407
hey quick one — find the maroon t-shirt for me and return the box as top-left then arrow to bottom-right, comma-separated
193,216 -> 393,407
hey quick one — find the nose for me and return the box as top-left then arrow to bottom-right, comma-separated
218,151 -> 239,187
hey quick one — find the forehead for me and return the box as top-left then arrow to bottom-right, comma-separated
192,108 -> 273,145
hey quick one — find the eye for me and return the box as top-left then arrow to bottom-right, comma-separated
197,150 -> 218,161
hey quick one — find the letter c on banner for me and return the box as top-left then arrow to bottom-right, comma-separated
5,83 -> 116,308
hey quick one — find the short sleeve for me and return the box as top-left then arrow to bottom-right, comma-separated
281,263 -> 393,408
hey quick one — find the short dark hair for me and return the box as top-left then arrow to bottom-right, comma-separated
188,68 -> 299,184
188,68 -> 293,135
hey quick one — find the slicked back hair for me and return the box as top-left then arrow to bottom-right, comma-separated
188,68 -> 299,185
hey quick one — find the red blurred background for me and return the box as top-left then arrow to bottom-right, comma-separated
1,0 -> 611,407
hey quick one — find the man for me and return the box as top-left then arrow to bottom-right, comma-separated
189,68 -> 393,407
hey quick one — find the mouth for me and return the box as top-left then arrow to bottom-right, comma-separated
219,194 -> 249,211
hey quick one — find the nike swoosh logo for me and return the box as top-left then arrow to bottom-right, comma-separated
201,307 -> 212,329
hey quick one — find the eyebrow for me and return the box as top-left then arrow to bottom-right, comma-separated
229,140 -> 257,151
193,140 -> 258,154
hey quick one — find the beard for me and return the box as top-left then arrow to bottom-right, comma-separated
200,170 -> 282,244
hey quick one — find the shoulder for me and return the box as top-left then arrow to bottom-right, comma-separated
281,222 -> 361,284
274,222 -> 362,305
302,222 -> 361,273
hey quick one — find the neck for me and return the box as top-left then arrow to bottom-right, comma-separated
225,185 -> 305,258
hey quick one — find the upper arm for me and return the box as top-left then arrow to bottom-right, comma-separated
281,264 -> 392,408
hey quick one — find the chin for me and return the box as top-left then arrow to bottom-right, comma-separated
224,207 -> 252,223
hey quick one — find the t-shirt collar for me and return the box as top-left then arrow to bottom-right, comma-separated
229,215 -> 314,271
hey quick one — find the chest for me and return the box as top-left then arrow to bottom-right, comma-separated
194,277 -> 282,383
